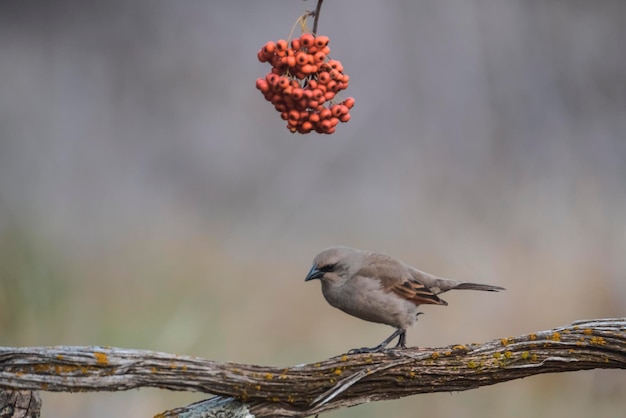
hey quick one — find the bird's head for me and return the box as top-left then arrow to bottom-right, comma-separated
305,246 -> 363,284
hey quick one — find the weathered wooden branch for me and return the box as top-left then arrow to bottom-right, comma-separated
0,389 -> 41,418
1,318 -> 624,417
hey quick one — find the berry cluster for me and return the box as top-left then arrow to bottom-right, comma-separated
256,34 -> 354,134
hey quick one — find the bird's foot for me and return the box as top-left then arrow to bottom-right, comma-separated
348,328 -> 409,355
347,345 -> 387,355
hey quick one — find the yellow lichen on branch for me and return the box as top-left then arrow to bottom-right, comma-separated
0,319 -> 624,418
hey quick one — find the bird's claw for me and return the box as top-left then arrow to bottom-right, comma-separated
347,346 -> 407,357
347,346 -> 386,355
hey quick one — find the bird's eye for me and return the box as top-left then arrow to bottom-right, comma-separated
319,263 -> 337,272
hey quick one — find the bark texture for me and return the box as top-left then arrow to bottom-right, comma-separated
1,318 -> 624,417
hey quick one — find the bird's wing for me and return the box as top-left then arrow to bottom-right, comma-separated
356,254 -> 447,306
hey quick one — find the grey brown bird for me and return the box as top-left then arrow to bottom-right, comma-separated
305,246 -> 505,353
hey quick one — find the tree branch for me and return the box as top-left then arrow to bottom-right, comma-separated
1,318 -> 624,417
0,389 -> 41,418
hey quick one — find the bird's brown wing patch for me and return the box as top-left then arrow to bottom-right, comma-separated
390,279 -> 447,306
357,253 -> 447,306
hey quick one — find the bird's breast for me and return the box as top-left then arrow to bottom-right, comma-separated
321,277 -> 418,329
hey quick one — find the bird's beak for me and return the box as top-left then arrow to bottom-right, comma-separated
305,265 -> 323,282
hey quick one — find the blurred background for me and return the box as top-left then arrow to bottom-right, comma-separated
1,0 -> 625,417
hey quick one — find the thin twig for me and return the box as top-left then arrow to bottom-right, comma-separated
311,356 -> 415,408
312,0 -> 324,35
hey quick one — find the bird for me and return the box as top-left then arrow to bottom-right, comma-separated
305,246 -> 505,353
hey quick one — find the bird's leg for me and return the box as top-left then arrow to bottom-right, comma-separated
376,328 -> 405,350
348,328 -> 405,354
393,312 -> 422,348
394,329 -> 407,348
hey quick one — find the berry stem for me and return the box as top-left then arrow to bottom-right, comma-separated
312,0 -> 323,35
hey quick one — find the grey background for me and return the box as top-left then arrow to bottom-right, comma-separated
1,1 -> 625,417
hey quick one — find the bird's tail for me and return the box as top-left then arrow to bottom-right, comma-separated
454,282 -> 505,292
